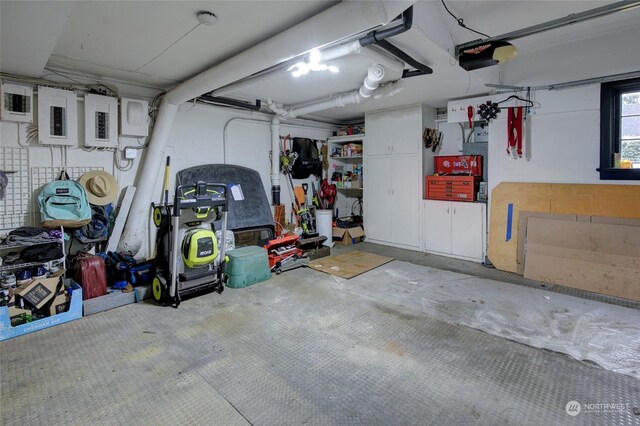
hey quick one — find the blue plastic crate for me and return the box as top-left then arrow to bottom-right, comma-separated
0,279 -> 83,341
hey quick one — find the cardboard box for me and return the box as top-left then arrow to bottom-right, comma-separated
332,226 -> 365,245
0,279 -> 83,341
46,290 -> 71,316
14,271 -> 64,310
523,217 -> 640,301
7,302 -> 31,319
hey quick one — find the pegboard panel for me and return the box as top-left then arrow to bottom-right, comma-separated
0,147 -> 30,230
31,166 -> 104,225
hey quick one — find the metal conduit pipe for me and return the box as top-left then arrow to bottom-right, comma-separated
119,1 -> 416,255
375,39 -> 433,77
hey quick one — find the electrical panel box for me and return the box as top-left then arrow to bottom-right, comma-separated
1,82 -> 33,123
119,98 -> 149,137
84,93 -> 118,148
473,125 -> 489,143
37,86 -> 78,146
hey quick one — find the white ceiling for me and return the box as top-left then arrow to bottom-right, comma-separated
2,0 -> 639,121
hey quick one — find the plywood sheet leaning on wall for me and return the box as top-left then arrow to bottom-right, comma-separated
488,183 -> 551,272
488,182 -> 640,273
523,217 -> 640,301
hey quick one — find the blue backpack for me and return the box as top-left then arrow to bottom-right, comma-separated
38,172 -> 92,229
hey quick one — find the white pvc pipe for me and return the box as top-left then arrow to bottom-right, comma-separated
212,44 -> 404,99
120,0 -> 415,255
270,116 -> 281,204
118,101 -> 177,255
285,65 -> 385,117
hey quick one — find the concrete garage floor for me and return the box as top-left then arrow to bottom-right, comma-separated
2,243 -> 640,425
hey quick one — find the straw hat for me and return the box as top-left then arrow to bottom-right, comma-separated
79,170 -> 118,205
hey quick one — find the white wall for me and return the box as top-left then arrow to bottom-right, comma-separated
487,84 -> 639,202
1,89 -> 335,257
435,121 -> 466,156
501,25 -> 640,87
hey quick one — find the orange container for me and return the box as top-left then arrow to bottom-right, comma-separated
426,176 -> 480,202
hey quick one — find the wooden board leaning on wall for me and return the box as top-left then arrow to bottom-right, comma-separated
488,182 -> 640,273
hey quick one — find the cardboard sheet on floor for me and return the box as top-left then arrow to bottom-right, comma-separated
308,250 -> 394,279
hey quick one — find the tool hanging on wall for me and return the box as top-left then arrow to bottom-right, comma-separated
467,105 -> 474,128
318,178 -> 336,211
301,183 -> 309,206
280,138 -> 315,236
423,127 -> 442,152
311,181 -> 320,208
477,101 -> 500,122
280,134 -> 298,173
507,107 -> 524,157
321,143 -> 329,177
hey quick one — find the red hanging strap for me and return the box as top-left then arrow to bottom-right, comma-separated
515,108 -> 523,157
506,107 -> 524,157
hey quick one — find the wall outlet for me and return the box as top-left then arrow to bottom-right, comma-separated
37,86 -> 77,146
84,93 -> 118,148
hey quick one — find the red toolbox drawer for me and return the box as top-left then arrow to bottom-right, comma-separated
426,176 -> 480,202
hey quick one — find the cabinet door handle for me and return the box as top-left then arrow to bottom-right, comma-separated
453,207 -> 456,214
446,207 -> 449,214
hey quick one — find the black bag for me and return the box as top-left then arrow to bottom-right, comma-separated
291,138 -> 321,179
9,227 -> 46,238
20,242 -> 64,262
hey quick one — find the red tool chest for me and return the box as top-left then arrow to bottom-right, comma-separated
264,234 -> 303,269
426,175 -> 481,202
434,155 -> 483,176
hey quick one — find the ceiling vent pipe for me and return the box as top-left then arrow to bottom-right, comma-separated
271,64 -> 387,118
118,1 -> 416,256
267,64 -> 396,206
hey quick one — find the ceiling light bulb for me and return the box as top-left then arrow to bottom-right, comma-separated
309,49 -> 322,65
328,65 -> 340,73
292,70 -> 302,78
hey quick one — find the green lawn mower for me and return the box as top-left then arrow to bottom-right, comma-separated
152,181 -> 229,308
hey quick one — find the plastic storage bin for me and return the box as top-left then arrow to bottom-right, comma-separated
225,246 -> 271,288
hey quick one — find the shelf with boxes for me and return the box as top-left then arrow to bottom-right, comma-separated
0,226 -> 79,341
328,134 -> 364,191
